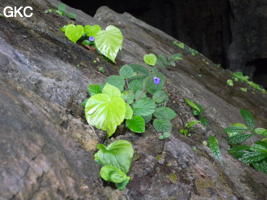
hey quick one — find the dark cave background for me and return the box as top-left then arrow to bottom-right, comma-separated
62,0 -> 267,88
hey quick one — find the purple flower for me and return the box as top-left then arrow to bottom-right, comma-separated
89,36 -> 95,42
153,77 -> 161,85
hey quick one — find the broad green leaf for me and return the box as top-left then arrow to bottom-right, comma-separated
153,107 -> 176,120
85,93 -> 125,137
106,75 -> 125,91
250,143 -> 267,153
128,79 -> 144,92
100,165 -> 130,184
185,120 -> 200,129
252,160 -> 267,174
125,104 -> 133,119
228,134 -> 253,145
132,97 -> 156,116
254,128 -> 267,137
144,73 -> 166,94
94,140 -> 134,173
102,83 -> 121,97
84,25 -> 101,37
126,116 -> 145,133
153,119 -> 172,132
143,114 -> 152,123
240,151 -> 267,164
228,145 -> 250,158
119,65 -> 134,78
208,136 -> 222,160
152,90 -> 169,103
159,132 -> 171,140
87,84 -> 102,96
134,90 -> 146,100
64,24 -> 84,43
128,64 -> 149,76
95,25 -> 123,62
122,90 -> 135,104
144,53 -> 157,66
255,141 -> 267,149
224,123 -> 248,137
240,109 -> 255,129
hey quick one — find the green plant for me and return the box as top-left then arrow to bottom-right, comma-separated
179,120 -> 200,136
94,140 -> 134,190
228,72 -> 267,94
84,53 -> 177,138
225,109 -> 267,174
227,79 -> 234,87
208,136 -> 222,160
173,40 -> 199,56
85,83 -> 131,137
184,98 -> 208,126
173,41 -> 185,49
61,24 -> 123,62
156,53 -> 183,67
45,3 -> 76,20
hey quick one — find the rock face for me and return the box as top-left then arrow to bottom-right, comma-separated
0,0 -> 267,200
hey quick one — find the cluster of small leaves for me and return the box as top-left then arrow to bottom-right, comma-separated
61,24 -> 123,62
179,120 -> 200,136
184,98 -> 208,126
45,3 -> 76,20
225,109 -> 267,174
84,53 -> 176,139
227,72 -> 266,94
173,41 -> 199,56
94,140 -> 134,190
156,53 -> 183,67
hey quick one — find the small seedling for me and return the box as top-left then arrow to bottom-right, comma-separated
184,98 -> 208,126
45,3 -> 76,20
179,120 -> 200,136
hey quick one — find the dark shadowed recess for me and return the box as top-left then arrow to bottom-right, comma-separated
61,0 -> 267,88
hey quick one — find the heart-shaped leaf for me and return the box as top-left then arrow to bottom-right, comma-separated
85,84 -> 126,137
132,97 -> 156,116
153,107 -> 176,120
100,165 -> 130,189
94,140 -> 134,173
64,24 -> 84,43
119,65 -> 134,78
106,75 -> 125,91
153,119 -> 172,132
144,53 -> 157,66
84,25 -> 101,37
95,25 -> 123,63
126,116 -> 145,133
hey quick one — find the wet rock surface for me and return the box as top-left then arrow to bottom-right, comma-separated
0,0 -> 267,199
